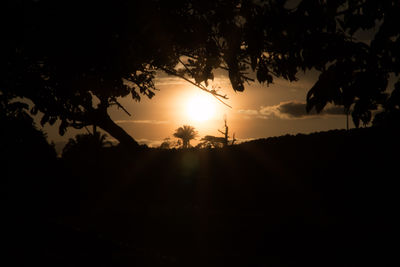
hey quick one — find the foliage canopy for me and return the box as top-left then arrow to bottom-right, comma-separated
2,0 -> 400,146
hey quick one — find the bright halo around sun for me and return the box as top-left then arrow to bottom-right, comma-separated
186,93 -> 217,122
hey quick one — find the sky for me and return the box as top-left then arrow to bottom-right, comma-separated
41,68 -> 353,148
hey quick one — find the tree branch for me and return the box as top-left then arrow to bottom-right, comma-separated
112,100 -> 132,116
178,58 -> 195,77
159,66 -> 232,108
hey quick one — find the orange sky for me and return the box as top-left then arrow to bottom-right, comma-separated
42,70 -> 353,147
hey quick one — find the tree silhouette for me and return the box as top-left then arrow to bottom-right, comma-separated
2,0 -> 400,144
0,0 -> 295,145
159,137 -> 181,149
173,125 -> 198,149
62,132 -> 112,161
1,94 -> 56,159
290,0 -> 400,127
217,115 -> 236,147
199,116 -> 236,148
198,135 -> 225,148
159,138 -> 172,149
2,0 -> 252,146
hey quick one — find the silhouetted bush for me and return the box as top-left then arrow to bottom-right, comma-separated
1,108 -> 58,212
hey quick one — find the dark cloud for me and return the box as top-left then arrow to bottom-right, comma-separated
278,101 -> 310,118
258,101 -> 345,119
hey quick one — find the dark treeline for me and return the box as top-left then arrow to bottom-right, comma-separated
3,123 -> 399,266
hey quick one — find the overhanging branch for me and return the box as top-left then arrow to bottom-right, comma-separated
112,100 -> 132,116
159,66 -> 232,108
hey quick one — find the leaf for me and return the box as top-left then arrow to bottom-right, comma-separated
229,74 -> 245,92
256,69 -> 273,84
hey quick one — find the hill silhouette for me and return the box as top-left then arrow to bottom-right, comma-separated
4,126 -> 399,266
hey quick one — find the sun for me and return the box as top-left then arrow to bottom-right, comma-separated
186,93 -> 217,122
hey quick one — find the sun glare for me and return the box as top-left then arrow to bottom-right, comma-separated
186,93 -> 216,122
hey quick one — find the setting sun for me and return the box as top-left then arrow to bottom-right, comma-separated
186,93 -> 217,122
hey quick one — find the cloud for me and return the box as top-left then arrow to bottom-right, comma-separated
238,109 -> 259,116
115,119 -> 169,124
241,101 -> 345,120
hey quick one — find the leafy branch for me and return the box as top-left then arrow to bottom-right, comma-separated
159,66 -> 232,108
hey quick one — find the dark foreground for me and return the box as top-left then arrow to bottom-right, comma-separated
4,127 -> 400,266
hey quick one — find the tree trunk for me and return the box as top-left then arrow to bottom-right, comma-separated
183,139 -> 189,149
97,113 -> 139,148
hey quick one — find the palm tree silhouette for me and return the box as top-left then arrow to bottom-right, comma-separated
173,125 -> 198,149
